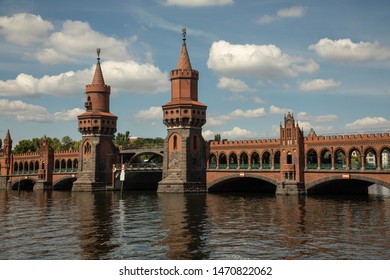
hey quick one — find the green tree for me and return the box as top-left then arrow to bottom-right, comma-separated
114,131 -> 130,147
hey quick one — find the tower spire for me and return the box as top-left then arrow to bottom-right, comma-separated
91,48 -> 105,85
177,28 -> 192,70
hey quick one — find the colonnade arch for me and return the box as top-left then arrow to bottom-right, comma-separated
305,146 -> 390,170
208,150 -> 281,170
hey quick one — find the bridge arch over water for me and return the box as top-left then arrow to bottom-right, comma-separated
10,178 -> 37,191
53,176 -> 77,190
208,173 -> 278,193
306,174 -> 390,195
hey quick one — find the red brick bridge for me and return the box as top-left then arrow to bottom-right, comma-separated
0,134 -> 79,191
206,113 -> 390,195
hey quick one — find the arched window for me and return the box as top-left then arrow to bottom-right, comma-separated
55,160 -> 60,172
240,152 -> 248,169
251,152 -> 260,169
73,159 -> 78,170
61,159 -> 66,170
320,149 -> 331,169
287,152 -> 293,164
229,153 -> 238,169
262,151 -> 271,169
67,159 -> 72,171
35,161 -> 39,172
173,135 -> 177,150
307,149 -> 318,169
218,153 -> 227,169
209,154 -> 217,169
84,142 -> 91,154
365,148 -> 377,170
334,149 -> 346,169
14,162 -> 18,174
193,135 -> 198,150
274,151 -> 281,169
381,148 -> 390,169
350,149 -> 361,169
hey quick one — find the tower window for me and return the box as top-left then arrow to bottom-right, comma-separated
287,152 -> 292,164
173,135 -> 177,150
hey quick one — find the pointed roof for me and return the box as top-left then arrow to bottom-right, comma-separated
91,48 -> 105,85
177,35 -> 192,70
5,129 -> 11,141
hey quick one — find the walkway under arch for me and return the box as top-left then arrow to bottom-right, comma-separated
10,178 -> 36,191
53,176 -> 77,190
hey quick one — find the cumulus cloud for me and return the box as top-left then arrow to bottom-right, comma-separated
206,107 -> 266,127
41,20 -> 130,63
299,79 -> 341,92
296,121 -> 334,134
309,38 -> 390,62
163,0 -> 233,7
135,106 -> 162,119
0,98 -> 85,122
297,112 -> 338,123
0,60 -> 169,97
0,99 -> 51,122
259,6 -> 307,24
207,40 -> 319,79
345,117 -> 390,130
54,108 -> 85,121
0,13 -> 53,46
269,105 -> 293,115
221,127 -> 256,139
229,108 -> 266,118
217,77 -> 255,92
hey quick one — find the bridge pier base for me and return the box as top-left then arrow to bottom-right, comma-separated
0,176 -> 9,190
276,181 -> 306,195
33,181 -> 52,191
158,173 -> 206,193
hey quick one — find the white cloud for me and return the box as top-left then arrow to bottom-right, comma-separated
217,77 -> 255,92
206,107 -> 266,127
345,117 -> 390,130
259,6 -> 307,24
102,60 -> 169,94
229,108 -> 266,118
297,112 -> 338,123
252,96 -> 265,104
0,99 -> 51,122
39,20 -> 130,63
135,106 -> 162,119
0,98 -> 86,122
163,0 -> 233,7
54,108 -> 85,121
0,60 -> 169,97
299,79 -> 341,92
221,127 -> 256,139
207,40 -> 319,79
296,121 -> 334,134
269,105 -> 293,115
309,38 -> 390,62
0,13 -> 53,46
202,130 -> 215,140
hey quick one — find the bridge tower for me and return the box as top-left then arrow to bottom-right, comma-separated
158,30 -> 207,193
277,113 -> 305,195
73,49 -> 118,191
0,130 -> 12,188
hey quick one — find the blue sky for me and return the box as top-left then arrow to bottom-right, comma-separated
0,0 -> 389,144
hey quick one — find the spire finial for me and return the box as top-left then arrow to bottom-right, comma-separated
181,28 -> 186,41
96,48 -> 101,62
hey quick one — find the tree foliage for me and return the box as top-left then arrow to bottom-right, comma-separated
12,136 -> 79,154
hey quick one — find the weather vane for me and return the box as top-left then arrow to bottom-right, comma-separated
96,48 -> 101,62
181,28 -> 186,41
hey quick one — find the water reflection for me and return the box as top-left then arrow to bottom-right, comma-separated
0,190 -> 389,260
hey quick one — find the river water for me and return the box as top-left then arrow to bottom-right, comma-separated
0,190 -> 389,260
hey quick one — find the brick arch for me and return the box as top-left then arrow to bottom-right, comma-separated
364,146 -> 378,155
52,176 -> 77,190
207,173 -> 278,190
306,174 -> 390,190
10,178 -> 37,190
